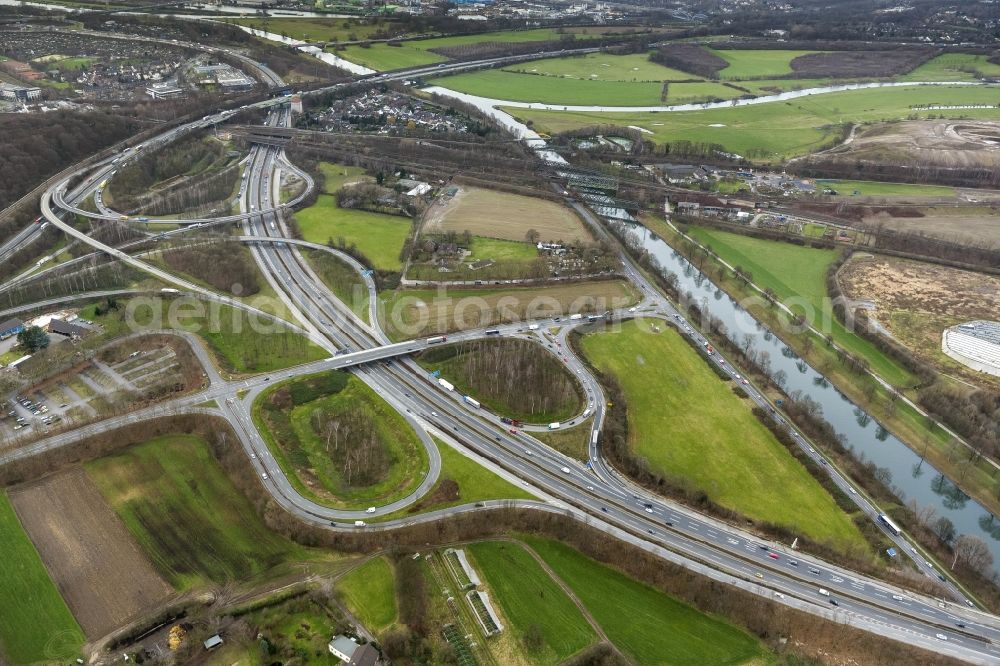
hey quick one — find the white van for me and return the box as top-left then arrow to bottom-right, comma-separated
818,588 -> 830,596
354,520 -> 366,527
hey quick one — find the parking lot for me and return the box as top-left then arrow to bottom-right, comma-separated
0,344 -> 184,438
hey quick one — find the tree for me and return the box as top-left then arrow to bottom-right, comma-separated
932,516 -> 956,545
525,228 -> 540,244
952,535 -> 993,575
17,326 -> 49,353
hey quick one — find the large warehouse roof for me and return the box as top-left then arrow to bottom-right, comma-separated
942,320 -> 1000,377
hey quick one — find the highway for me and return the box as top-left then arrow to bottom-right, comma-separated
11,36 -> 1000,665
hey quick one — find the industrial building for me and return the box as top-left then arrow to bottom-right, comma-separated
192,64 -> 255,92
942,320 -> 1000,378
0,83 -> 41,102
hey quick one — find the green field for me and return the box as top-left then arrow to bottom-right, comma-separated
580,319 -> 868,553
338,556 -> 398,631
295,194 -> 411,270
507,84 -> 1000,160
80,299 -> 326,375
504,51 -> 694,81
433,439 -> 535,505
524,537 -> 763,665
815,178 -> 955,197
431,69 -> 664,105
319,162 -> 370,190
333,43 -> 445,71
255,372 -> 429,509
229,16 -> 395,42
334,27 -> 602,71
902,53 -> 1000,81
434,52 -> 748,106
468,541 -> 596,664
710,48 -> 821,79
466,236 -> 539,264
87,435 -> 309,590
684,227 -> 916,386
0,493 -> 85,664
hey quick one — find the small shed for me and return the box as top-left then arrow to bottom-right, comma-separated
203,635 -> 223,650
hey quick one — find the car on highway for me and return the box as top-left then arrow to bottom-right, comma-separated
768,552 -> 780,560
891,594 -> 905,601
366,507 -> 376,514
935,634 -> 948,641
261,472 -> 268,480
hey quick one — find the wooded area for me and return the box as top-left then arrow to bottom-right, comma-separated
0,111 -> 140,212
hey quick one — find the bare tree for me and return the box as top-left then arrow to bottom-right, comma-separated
952,535 -> 993,575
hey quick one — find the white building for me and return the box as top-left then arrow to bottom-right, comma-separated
942,320 -> 1000,378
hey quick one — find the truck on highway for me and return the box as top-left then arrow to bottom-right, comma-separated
591,431 -> 599,445
569,313 -> 583,321
548,422 -> 561,430
528,323 -> 540,330
878,513 -> 902,536
438,378 -> 455,392
464,396 -> 481,409
426,335 -> 447,345
354,520 -> 366,527
161,288 -> 179,293
484,329 -> 501,336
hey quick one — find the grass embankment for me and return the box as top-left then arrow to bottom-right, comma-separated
506,85 -> 1000,161
654,218 -> 1000,521
338,556 -> 398,632
295,195 -> 411,271
305,249 -> 370,323
684,226 -> 916,387
817,179 -> 955,198
524,536 -> 764,665
0,493 -> 85,664
534,422 -> 592,460
580,318 -> 869,555
376,438 -> 534,521
378,280 -> 639,340
467,541 -> 597,664
80,298 -> 326,375
254,372 -> 429,509
417,338 -> 583,423
86,435 -> 311,591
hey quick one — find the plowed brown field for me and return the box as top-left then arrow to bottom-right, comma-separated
10,469 -> 173,638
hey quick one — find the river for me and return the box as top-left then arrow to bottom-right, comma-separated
622,221 -> 1000,569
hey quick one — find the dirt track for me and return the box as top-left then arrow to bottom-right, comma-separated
817,120 -> 1000,170
10,469 -> 174,638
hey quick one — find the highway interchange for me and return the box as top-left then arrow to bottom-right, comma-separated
3,31 -> 1000,665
